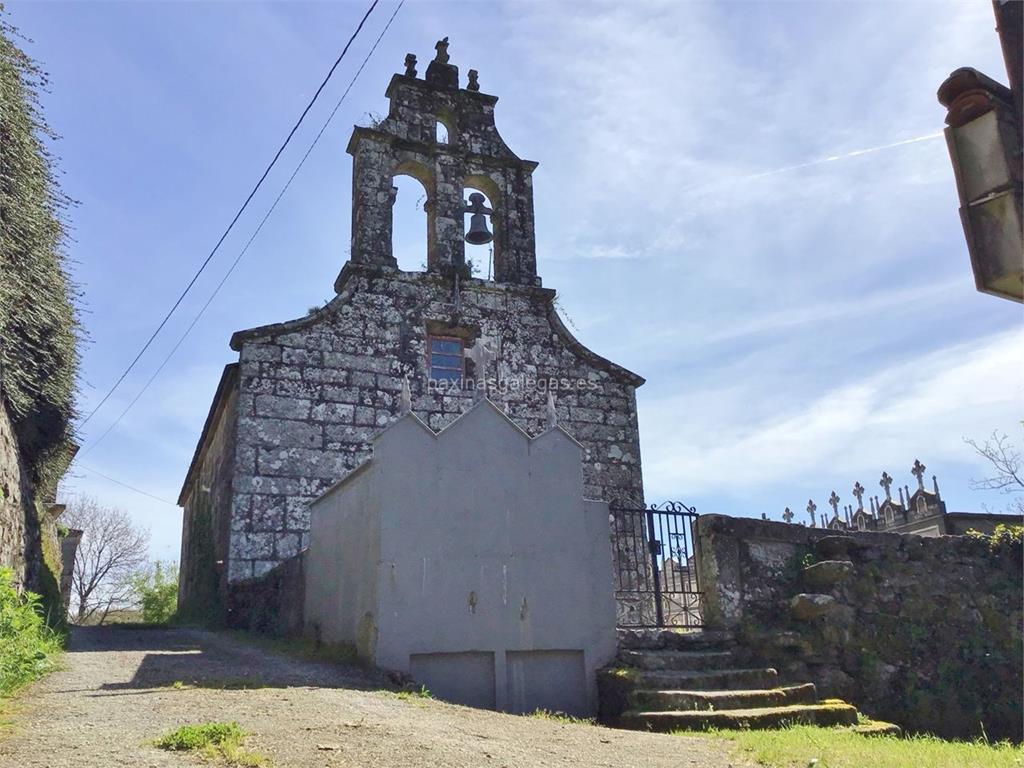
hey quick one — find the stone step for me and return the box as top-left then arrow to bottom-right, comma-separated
618,649 -> 735,671
619,701 -> 860,732
618,629 -> 735,651
628,683 -> 818,712
602,666 -> 779,692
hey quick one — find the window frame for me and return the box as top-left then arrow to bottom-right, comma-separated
427,335 -> 465,383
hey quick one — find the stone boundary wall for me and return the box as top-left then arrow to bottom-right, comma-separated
0,399 -> 31,587
696,514 -> 1023,741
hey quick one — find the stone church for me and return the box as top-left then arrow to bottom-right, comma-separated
177,40 -> 645,623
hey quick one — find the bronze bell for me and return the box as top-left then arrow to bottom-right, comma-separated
464,192 -> 494,245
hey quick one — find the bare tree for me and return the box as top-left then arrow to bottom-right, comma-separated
62,496 -> 150,624
964,428 -> 1024,515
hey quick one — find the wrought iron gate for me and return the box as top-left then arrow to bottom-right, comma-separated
611,501 -> 703,629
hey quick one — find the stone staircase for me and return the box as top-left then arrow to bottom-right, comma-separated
598,630 -> 875,733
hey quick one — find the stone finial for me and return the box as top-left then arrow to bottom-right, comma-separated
434,37 -> 450,64
404,53 -> 418,77
467,69 -> 480,91
898,486 -> 906,506
806,499 -> 817,526
782,507 -> 794,524
546,391 -> 557,430
399,375 -> 412,415
911,459 -> 926,490
852,482 -> 865,510
828,491 -> 840,516
880,471 -> 893,501
933,474 -> 940,498
425,37 -> 459,89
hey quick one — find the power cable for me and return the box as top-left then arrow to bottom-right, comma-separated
81,0 -> 405,453
79,0 -> 381,428
75,463 -> 177,506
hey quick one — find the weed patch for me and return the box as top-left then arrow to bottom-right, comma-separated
0,568 -> 64,698
529,709 -> 595,725
155,721 -> 267,766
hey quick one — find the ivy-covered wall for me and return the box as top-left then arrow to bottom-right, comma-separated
696,515 -> 1023,741
0,17 -> 80,614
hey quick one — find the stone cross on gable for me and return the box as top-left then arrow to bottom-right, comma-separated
782,507 -> 794,524
880,471 -> 893,501
806,499 -> 817,526
852,482 -> 865,510
828,491 -> 840,516
434,37 -> 450,64
911,459 -> 927,490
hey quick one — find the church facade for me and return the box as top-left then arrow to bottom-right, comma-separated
177,41 -> 645,622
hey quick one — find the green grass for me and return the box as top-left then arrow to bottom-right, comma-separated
154,722 -> 268,766
682,724 -> 1024,768
529,708 -> 595,725
394,685 -> 433,701
0,568 -> 64,699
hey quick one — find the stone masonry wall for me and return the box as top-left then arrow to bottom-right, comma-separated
222,263 -> 644,584
696,514 -> 1023,741
0,398 -> 30,588
178,368 -> 239,619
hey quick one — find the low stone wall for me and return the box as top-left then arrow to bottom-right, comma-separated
696,514 -> 1023,741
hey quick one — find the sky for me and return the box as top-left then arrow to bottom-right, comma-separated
6,0 -> 1021,561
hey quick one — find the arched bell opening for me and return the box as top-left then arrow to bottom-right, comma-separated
463,175 -> 501,280
392,162 -> 435,272
435,113 -> 454,145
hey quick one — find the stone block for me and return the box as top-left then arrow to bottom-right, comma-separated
241,344 -> 281,363
790,593 -> 836,621
275,532 -> 302,559
813,535 -> 857,559
231,531 -> 274,559
256,447 -> 349,480
243,417 -> 322,449
254,395 -> 311,420
802,559 -> 854,590
311,402 -> 355,424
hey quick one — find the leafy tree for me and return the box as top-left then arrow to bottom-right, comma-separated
130,561 -> 178,624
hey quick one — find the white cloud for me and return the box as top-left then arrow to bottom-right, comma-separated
640,327 -> 1024,497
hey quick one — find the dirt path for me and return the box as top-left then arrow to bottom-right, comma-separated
0,627 -> 751,768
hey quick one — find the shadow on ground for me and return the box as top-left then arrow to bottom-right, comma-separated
66,626 -> 387,694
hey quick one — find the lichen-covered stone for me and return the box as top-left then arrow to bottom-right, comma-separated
802,559 -> 854,589
697,514 -> 1024,741
790,593 -> 836,621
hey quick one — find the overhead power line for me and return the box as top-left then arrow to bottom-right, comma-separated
75,463 -> 177,506
79,0 -> 382,428
82,0 -> 406,454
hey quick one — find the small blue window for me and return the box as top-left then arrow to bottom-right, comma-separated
429,336 -> 463,382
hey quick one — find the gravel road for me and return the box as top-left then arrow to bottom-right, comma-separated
0,626 -> 751,768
